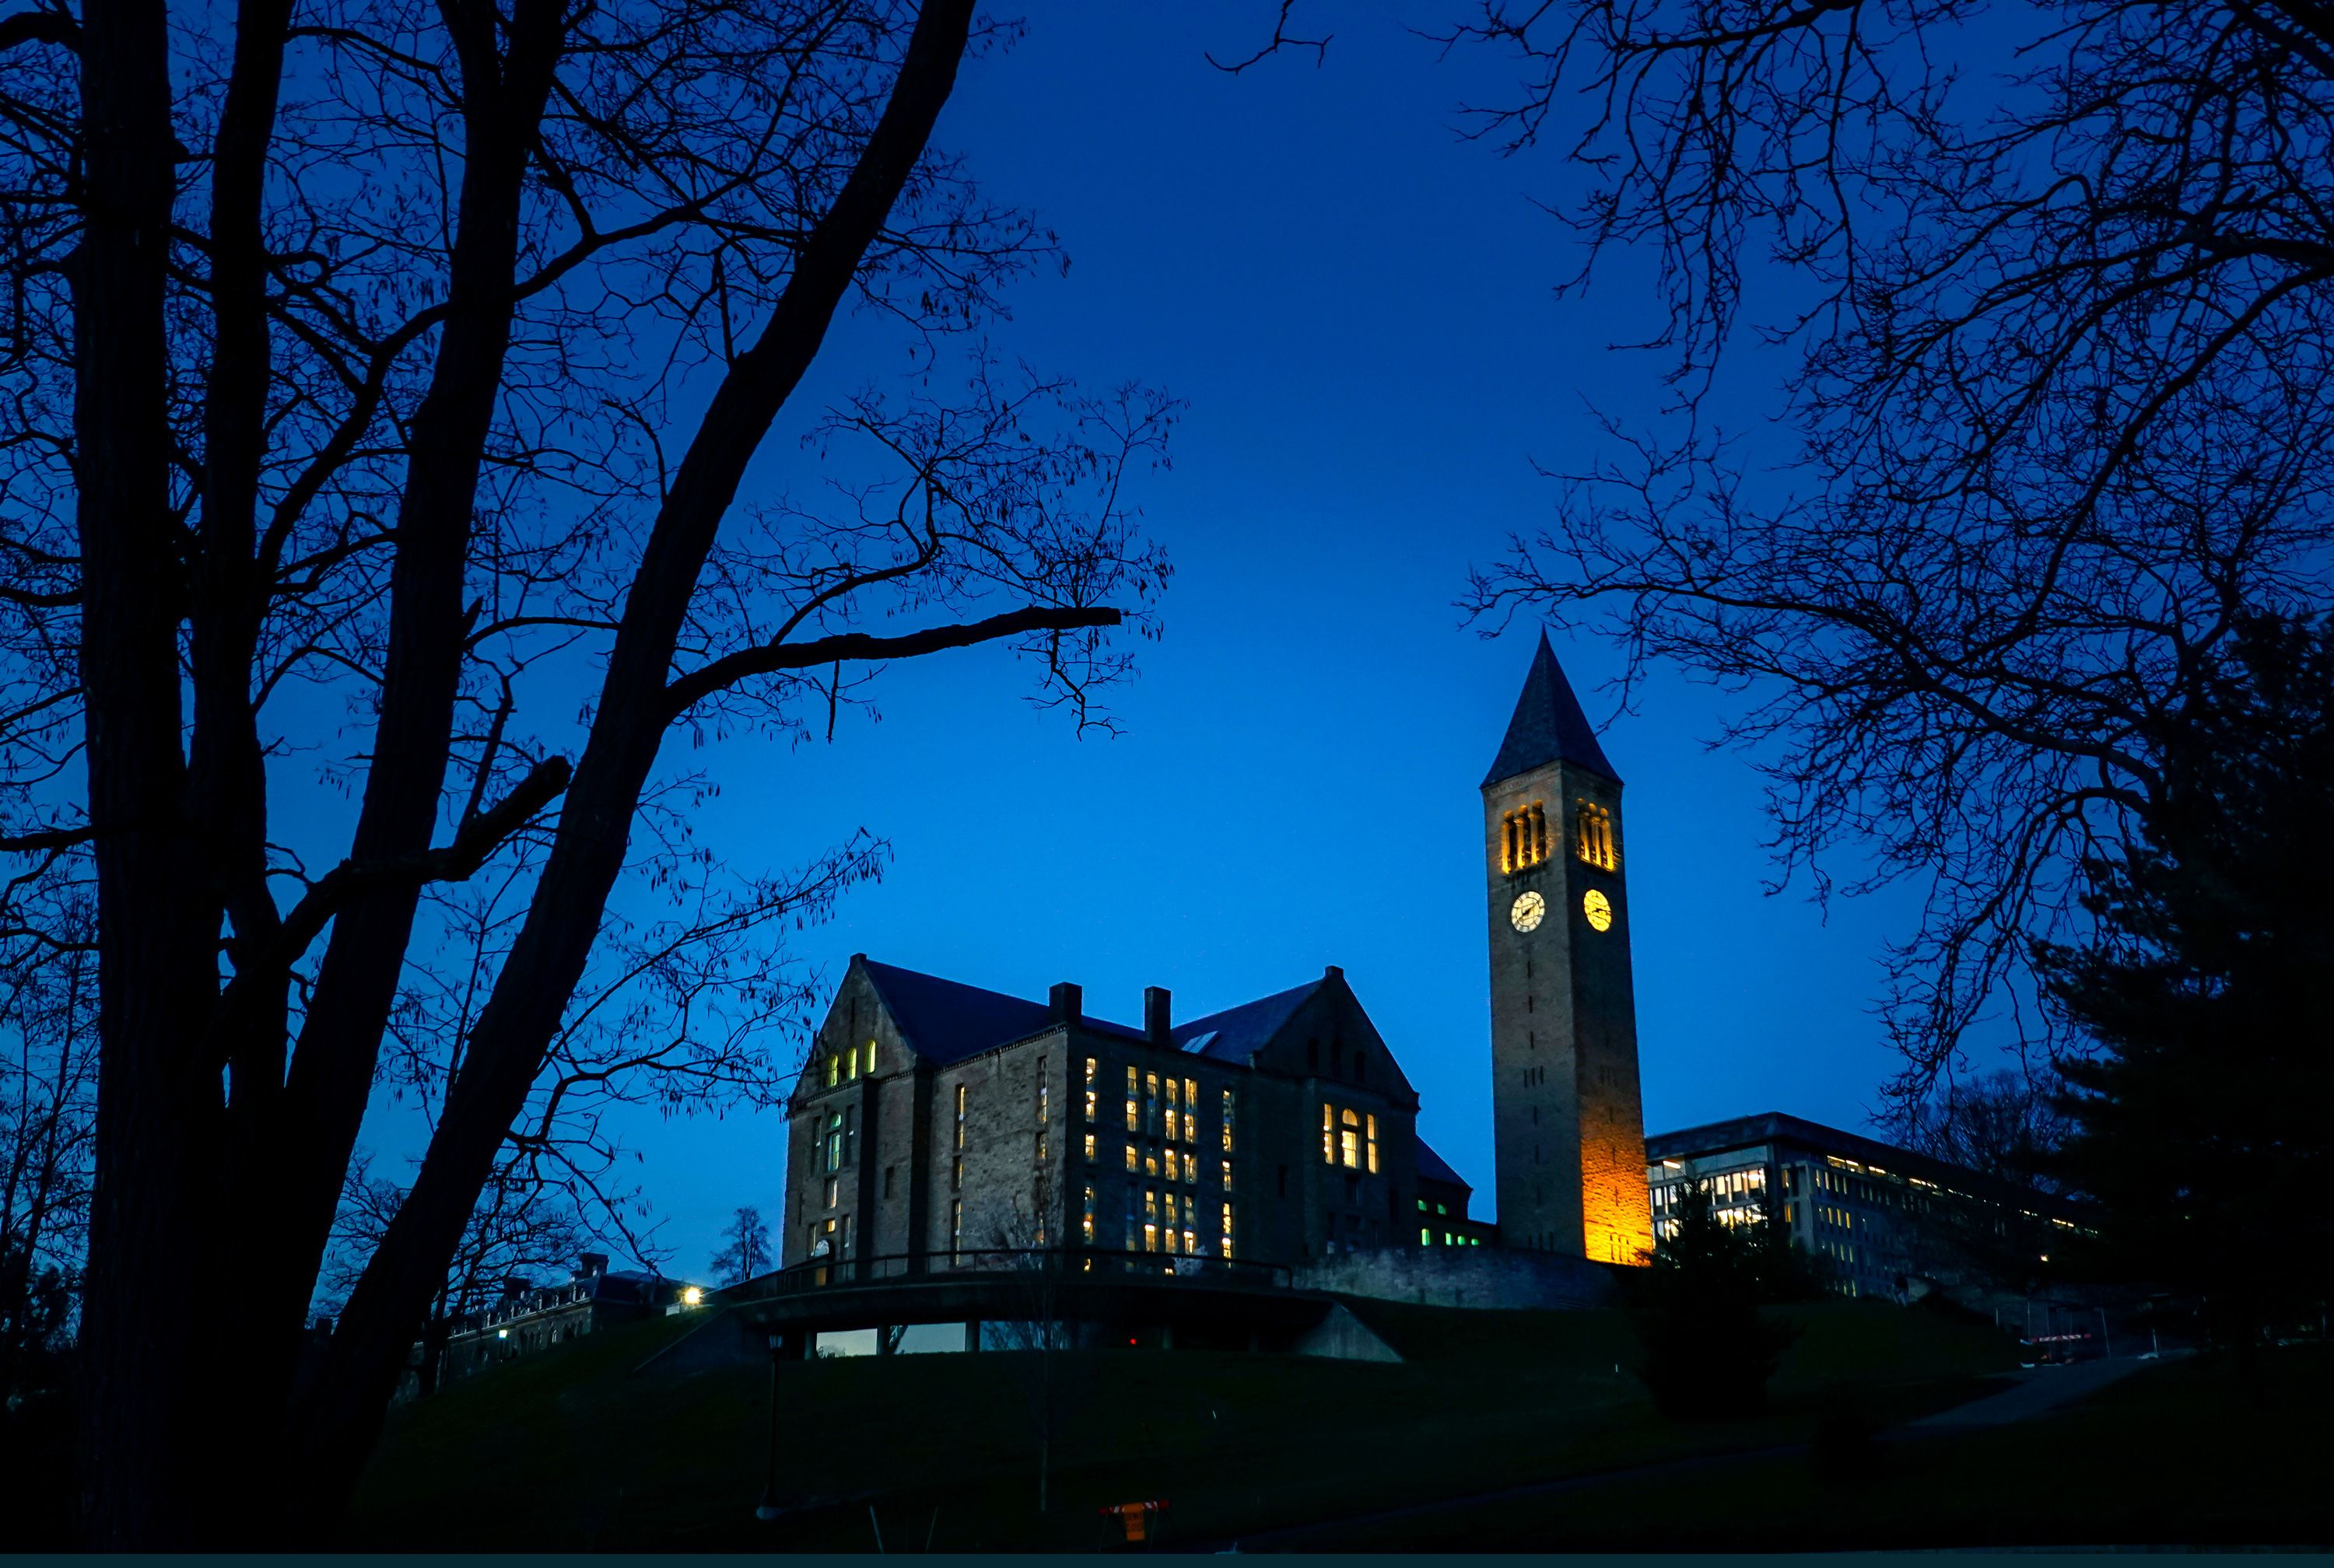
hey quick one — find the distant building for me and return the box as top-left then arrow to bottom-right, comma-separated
1415,1139 -> 1495,1249
429,1253 -> 695,1388
1645,1111 -> 2087,1303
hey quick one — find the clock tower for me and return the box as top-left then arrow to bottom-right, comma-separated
1483,633 -> 1652,1264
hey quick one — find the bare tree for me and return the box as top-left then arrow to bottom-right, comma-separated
1901,1069 -> 2070,1197
982,1165 -> 1077,1515
0,0 -> 1172,1543
1232,2 -> 2334,1109
0,891 -> 93,1409
322,1151 -> 609,1399
709,1204 -> 773,1285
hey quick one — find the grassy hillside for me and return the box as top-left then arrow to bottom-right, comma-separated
342,1296 -> 2016,1551
1284,1344 -> 2334,1550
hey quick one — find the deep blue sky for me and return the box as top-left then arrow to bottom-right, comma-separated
317,2 -> 1948,1284
574,1 -> 1938,1279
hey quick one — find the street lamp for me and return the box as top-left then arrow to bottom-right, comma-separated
755,1330 -> 784,1523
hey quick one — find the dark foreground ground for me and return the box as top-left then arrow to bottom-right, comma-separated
331,1296 -> 2328,1550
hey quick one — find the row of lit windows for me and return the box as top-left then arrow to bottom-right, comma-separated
1123,1142 -> 1212,1186
820,1038 -> 878,1089
1118,1066 -> 1210,1144
1120,1188 -> 1235,1258
1321,1104 -> 1379,1172
1500,799 -> 1620,877
1421,1229 -> 1484,1248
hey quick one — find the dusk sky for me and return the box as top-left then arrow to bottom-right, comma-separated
379,2 -> 1953,1279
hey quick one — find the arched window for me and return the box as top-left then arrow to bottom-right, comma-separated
1575,800 -> 1618,871
1502,802 -> 1551,873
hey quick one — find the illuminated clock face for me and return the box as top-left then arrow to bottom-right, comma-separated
1510,891 -> 1546,933
1582,888 -> 1614,933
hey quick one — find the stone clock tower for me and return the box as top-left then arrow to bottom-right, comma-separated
1483,633 -> 1653,1264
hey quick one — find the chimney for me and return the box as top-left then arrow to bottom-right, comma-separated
578,1251 -> 608,1280
1144,986 -> 1172,1047
1324,964 -> 1344,982
1048,981 -> 1082,1024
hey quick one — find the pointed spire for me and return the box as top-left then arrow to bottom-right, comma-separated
1482,632 -> 1621,786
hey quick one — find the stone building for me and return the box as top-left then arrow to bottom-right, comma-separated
412,1253 -> 697,1397
781,958 -> 1431,1274
779,633 -> 1658,1276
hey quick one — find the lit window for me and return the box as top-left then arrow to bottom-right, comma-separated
1221,1202 -> 1236,1260
824,1055 -> 839,1090
1221,1159 -> 1234,1190
1182,1151 -> 1197,1185
846,1046 -> 860,1081
1340,1108 -> 1361,1170
1184,1080 -> 1199,1141
951,1157 -> 962,1192
1165,1077 -> 1180,1143
1575,800 -> 1617,871
1085,1088 -> 1098,1123
1221,1087 -> 1235,1152
1144,1148 -> 1159,1178
1366,1113 -> 1379,1174
954,1084 -> 967,1150
1144,1073 -> 1160,1136
1082,1185 -> 1096,1244
1124,1142 -> 1137,1173
825,1111 -> 843,1173
823,1178 -> 837,1209
864,1038 -> 877,1076
1421,1227 -> 1432,1245
1502,800 -> 1550,873
1084,1132 -> 1097,1161
1126,1066 -> 1138,1132
1321,1103 -> 1334,1165
949,1199 -> 962,1262
1144,1188 -> 1159,1253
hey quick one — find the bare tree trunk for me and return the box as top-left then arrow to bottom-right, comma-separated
280,2 -> 980,1528
72,0 -> 216,1546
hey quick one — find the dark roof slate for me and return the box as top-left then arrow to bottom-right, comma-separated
1413,1134 -> 1470,1192
1169,978 -> 1324,1062
1483,632 -> 1620,786
861,958 -> 1142,1066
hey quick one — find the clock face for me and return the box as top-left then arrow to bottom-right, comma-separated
1510,891 -> 1546,933
1582,888 -> 1614,933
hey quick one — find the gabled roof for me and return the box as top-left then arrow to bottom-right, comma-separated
1169,978 -> 1324,1063
860,958 -> 1142,1066
1414,1134 -> 1470,1192
1483,631 -> 1619,786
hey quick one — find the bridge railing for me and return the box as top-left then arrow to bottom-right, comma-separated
722,1247 -> 1291,1303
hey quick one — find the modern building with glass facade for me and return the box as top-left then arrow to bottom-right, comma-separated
1645,1111 -> 2086,1302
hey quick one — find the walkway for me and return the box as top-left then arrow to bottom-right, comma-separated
1214,1356 -> 2166,1552
1898,1353 -> 2160,1432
